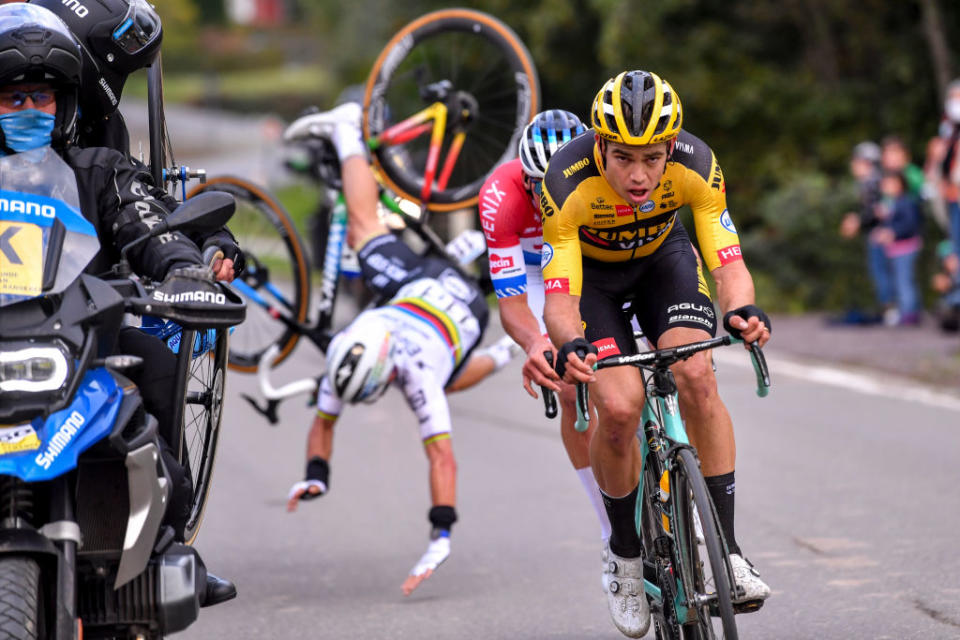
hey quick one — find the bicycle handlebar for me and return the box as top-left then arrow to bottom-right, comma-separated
573,335 -> 772,427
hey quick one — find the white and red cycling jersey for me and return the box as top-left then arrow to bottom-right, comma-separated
479,159 -> 547,330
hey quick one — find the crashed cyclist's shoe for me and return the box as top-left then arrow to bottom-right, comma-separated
729,553 -> 770,610
603,545 -> 650,638
283,102 -> 362,144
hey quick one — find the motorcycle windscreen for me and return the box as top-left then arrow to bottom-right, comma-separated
0,147 -> 98,308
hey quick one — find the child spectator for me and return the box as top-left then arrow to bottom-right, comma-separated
874,171 -> 924,325
841,141 -> 891,322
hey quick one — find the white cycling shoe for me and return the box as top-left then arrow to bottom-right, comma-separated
729,553 -> 771,605
603,545 -> 650,638
283,102 -> 363,143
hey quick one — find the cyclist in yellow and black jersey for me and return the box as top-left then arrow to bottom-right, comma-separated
541,70 -> 771,638
541,128 -> 740,293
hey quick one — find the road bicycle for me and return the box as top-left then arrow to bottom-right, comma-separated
137,55 -> 232,545
550,336 -> 770,639
188,8 -> 540,373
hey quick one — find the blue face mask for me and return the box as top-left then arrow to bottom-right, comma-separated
0,109 -> 56,154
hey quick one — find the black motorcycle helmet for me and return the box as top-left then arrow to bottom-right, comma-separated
29,0 -> 162,122
0,3 -> 82,150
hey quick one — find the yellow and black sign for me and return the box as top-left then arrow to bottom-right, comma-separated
0,221 -> 43,297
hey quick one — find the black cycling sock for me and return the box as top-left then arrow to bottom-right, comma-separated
705,472 -> 740,556
602,485 -> 643,558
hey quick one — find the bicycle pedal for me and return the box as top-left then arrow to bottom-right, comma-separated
733,599 -> 765,615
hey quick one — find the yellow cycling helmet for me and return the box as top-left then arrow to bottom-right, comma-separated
591,70 -> 683,146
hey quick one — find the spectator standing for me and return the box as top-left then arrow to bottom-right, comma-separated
932,240 -> 960,332
926,79 -> 960,264
874,172 -> 924,325
841,141 -> 892,322
881,135 -> 925,197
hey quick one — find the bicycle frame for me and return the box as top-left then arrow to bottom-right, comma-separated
635,368 -> 699,627
367,96 -> 471,207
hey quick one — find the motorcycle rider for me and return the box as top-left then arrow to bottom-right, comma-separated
0,3 -> 234,606
28,0 -> 244,283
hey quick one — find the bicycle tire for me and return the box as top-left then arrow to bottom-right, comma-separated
188,176 -> 311,373
363,8 -> 540,211
638,445 -> 683,640
180,329 -> 228,545
672,447 -> 738,640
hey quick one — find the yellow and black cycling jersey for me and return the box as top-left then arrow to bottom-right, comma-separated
540,129 -> 742,296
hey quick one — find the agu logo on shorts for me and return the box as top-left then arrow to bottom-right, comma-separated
719,209 -> 737,234
639,200 -> 656,213
541,242 -> 554,269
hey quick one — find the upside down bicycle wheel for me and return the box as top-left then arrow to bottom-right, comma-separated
672,448 -> 738,640
188,177 -> 311,372
364,8 -> 540,211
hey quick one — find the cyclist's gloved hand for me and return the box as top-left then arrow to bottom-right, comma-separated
723,305 -> 772,341
202,234 -> 245,281
555,337 -> 598,380
401,535 -> 451,596
286,457 -> 330,512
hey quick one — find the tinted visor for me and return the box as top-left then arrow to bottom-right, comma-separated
111,0 -> 160,54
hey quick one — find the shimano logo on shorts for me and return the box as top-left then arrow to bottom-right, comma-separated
0,196 -> 55,219
152,290 -> 227,305
35,410 -> 85,470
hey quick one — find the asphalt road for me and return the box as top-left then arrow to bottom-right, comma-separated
173,338 -> 960,639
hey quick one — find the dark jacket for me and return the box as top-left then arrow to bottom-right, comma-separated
64,145 -> 203,281
885,194 -> 923,240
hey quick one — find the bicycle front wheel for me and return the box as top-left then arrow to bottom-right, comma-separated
672,447 -> 738,640
180,329 -> 228,545
364,8 -> 540,211
188,177 -> 311,372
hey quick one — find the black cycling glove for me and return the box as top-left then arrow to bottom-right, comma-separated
723,305 -> 772,339
554,337 -> 598,378
202,231 -> 246,277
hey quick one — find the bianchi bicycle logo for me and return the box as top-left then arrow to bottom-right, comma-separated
152,290 -> 227,305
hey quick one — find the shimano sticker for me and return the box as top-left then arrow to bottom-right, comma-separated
720,209 -> 737,234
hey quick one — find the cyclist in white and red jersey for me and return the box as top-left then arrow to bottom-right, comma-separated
480,110 -> 612,545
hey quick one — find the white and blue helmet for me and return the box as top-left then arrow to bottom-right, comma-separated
518,109 -> 586,179
325,312 -> 396,403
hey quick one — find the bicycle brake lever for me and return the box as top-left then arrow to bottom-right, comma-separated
541,351 -> 558,419
746,341 -> 771,397
241,393 -> 281,426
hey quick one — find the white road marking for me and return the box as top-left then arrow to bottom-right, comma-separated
715,350 -> 960,412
